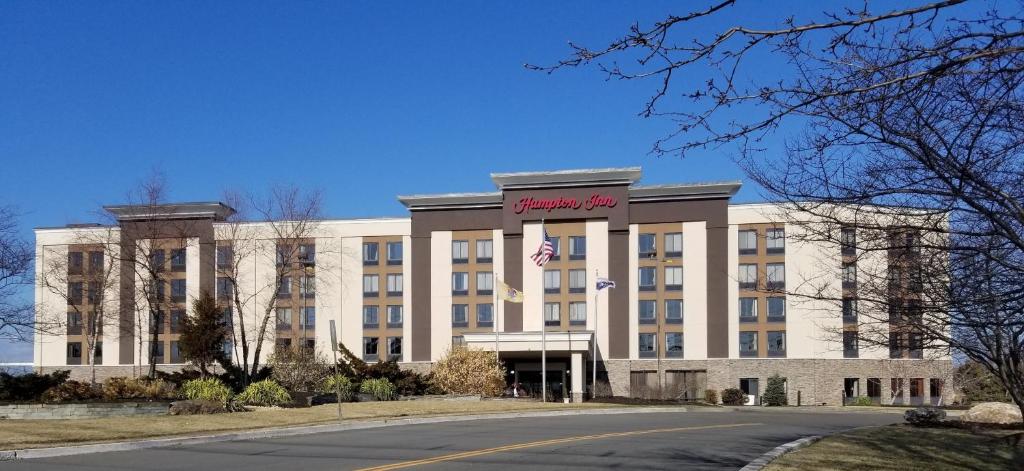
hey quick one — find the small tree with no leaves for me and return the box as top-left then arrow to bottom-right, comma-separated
179,291 -> 227,377
431,346 -> 505,397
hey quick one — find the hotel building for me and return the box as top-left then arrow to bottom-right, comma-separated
33,168 -> 950,405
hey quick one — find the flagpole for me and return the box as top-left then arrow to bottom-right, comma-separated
541,220 -> 547,403
494,274 -> 500,363
592,269 -> 598,400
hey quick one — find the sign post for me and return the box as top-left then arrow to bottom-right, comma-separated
329,320 -> 342,421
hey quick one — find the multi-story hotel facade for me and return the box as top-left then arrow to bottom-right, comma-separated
33,168 -> 951,405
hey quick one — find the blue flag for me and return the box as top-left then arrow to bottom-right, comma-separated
596,278 -> 616,290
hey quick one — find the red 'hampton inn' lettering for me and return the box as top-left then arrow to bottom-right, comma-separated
513,194 -> 618,214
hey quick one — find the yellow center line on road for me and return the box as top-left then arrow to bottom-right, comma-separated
353,422 -> 764,471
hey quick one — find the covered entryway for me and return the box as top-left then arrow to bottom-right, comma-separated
463,331 -> 593,402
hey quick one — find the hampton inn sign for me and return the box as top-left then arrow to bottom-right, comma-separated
513,194 -> 619,214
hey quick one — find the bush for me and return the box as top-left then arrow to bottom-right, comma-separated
270,346 -> 331,393
850,396 -> 875,406
0,370 -> 70,402
360,378 -> 397,401
762,374 -> 788,406
40,380 -> 100,403
318,374 -> 357,402
216,357 -> 272,392
721,388 -> 747,406
904,406 -> 947,426
169,399 -> 228,415
430,346 -> 505,397
182,377 -> 233,403
156,369 -> 203,388
236,379 -> 291,407
101,377 -> 177,401
704,389 -> 719,404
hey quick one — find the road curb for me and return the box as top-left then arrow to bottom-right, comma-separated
0,406 -> 686,461
738,435 -> 821,471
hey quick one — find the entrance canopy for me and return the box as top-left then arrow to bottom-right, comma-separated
462,331 -> 593,355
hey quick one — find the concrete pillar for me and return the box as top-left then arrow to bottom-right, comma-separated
571,352 -> 584,403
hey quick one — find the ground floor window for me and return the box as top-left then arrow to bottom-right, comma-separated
867,377 -> 881,398
930,378 -> 943,399
363,337 -> 379,361
387,336 -> 402,360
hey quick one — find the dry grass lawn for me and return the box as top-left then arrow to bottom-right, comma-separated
766,425 -> 1024,471
0,400 -> 625,450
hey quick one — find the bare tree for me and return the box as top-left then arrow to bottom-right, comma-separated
0,206 -> 33,341
532,1 -> 1024,413
216,186 -> 325,383
37,228 -> 120,384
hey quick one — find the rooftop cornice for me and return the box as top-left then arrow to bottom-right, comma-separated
491,167 -> 642,190
397,192 -> 503,211
629,181 -> 742,202
103,202 -> 236,222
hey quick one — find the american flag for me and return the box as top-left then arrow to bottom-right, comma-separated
530,224 -> 555,267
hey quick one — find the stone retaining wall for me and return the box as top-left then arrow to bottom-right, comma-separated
0,402 -> 171,420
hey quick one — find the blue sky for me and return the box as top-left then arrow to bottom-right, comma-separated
0,1 -> 980,361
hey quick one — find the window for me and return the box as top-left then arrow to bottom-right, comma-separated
452,335 -> 465,347
638,300 -> 656,324
363,337 -> 379,360
217,277 -> 232,300
363,306 -> 379,328
569,302 -> 586,325
170,249 -> 186,271
665,266 -> 683,290
276,308 -> 292,329
665,299 -> 683,324
363,275 -> 379,297
68,282 -> 83,305
930,378 -> 943,399
363,242 -> 379,265
221,307 -> 233,328
766,263 -> 785,290
543,270 -> 561,294
67,342 -> 82,364
88,251 -> 104,271
889,332 -> 905,358
386,241 -> 402,265
767,331 -> 786,357
666,332 -> 683,357
767,297 -> 785,321
386,274 -> 403,297
222,341 -> 233,361
275,244 -> 291,266
387,305 -> 403,328
152,310 -> 165,334
476,239 -> 493,263
910,378 -> 924,399
452,240 -> 469,264
94,341 -> 102,359
151,341 -> 165,361
843,331 -> 859,358
87,281 -> 101,305
568,269 -> 586,293
841,228 -> 856,255
68,252 -> 84,274
67,312 -> 82,335
150,249 -> 165,271
638,267 -> 657,291
298,244 -> 316,265
153,280 -> 165,301
739,230 -> 757,255
665,233 -> 683,258
170,309 -> 184,333
276,338 -> 292,349
739,332 -> 758,357
739,297 -> 757,322
170,341 -> 182,363
278,276 -> 292,298
544,303 -> 560,326
477,272 -> 493,295
452,272 -> 469,296
909,332 -> 924,359
301,307 -> 316,328
867,378 -> 881,398
638,333 -> 656,358
569,236 -> 586,260
766,228 -> 785,254
299,275 -> 315,297
216,245 -> 232,269
843,298 -> 858,322
738,264 -> 757,290
842,262 -> 857,289
171,279 -> 186,302
387,337 -> 402,360
891,378 -> 906,402
87,314 -> 102,335
477,304 -> 494,327
639,233 -> 657,258
452,304 -> 469,327
548,237 -> 561,260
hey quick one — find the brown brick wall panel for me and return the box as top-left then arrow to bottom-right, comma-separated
608,231 -> 630,358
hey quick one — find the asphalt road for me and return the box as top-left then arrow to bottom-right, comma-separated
0,409 -> 901,470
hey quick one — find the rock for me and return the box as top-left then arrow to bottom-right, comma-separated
904,406 -> 946,426
169,400 -> 227,415
961,402 -> 1023,424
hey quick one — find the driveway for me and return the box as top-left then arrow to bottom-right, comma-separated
0,408 -> 901,470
